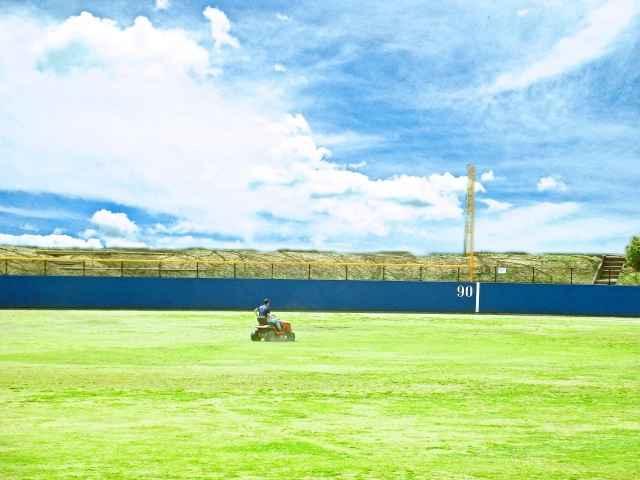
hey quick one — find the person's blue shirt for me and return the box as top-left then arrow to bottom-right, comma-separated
257,304 -> 271,317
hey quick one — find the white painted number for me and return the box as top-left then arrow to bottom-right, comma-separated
457,285 -> 474,298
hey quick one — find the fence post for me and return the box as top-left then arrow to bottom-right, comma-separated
196,262 -> 200,279
82,261 -> 86,277
44,260 -> 47,276
121,261 -> 124,277
158,262 -> 162,278
233,263 -> 237,279
608,269 -> 612,286
308,263 -> 311,280
570,268 -> 573,285
382,265 -> 386,281
345,264 -> 348,280
271,263 -> 274,279
457,267 -> 460,282
494,266 -> 498,283
4,259 -> 8,276
419,266 -> 423,282
531,266 -> 535,283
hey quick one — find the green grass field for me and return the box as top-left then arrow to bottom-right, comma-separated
1,311 -> 639,479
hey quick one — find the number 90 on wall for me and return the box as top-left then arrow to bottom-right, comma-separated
456,284 -> 474,298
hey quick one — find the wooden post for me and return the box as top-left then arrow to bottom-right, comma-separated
382,265 -> 386,281
121,261 -> 124,277
233,263 -> 237,279
419,266 -> 423,282
44,260 -> 47,276
308,263 -> 311,280
345,264 -> 348,280
457,267 -> 460,282
608,269 -> 612,286
570,268 -> 573,285
271,263 -> 274,279
82,260 -> 86,277
4,259 -> 8,276
158,262 -> 162,278
494,266 -> 498,283
196,262 -> 200,279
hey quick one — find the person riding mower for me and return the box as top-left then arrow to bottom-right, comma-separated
251,298 -> 295,342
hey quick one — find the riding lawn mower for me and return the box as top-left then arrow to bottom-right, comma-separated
251,314 -> 296,342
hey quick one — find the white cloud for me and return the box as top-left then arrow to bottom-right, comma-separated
276,13 -> 291,22
347,161 -> 367,170
274,63 -> 287,72
155,0 -> 170,11
0,205 -> 79,220
0,232 -> 102,249
0,11 -> 478,249
313,131 -> 386,152
517,9 -> 530,17
90,209 -> 139,236
203,6 -> 239,49
39,12 -> 212,77
489,0 -> 638,92
399,200 -> 637,253
475,201 -> 639,252
537,176 -> 568,192
479,198 -> 513,212
20,223 -> 39,232
81,228 -> 99,239
480,170 -> 495,182
102,237 -> 147,248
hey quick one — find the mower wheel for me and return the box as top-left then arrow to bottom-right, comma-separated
287,332 -> 296,342
250,331 -> 260,342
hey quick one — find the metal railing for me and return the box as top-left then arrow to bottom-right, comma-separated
0,257 -> 598,284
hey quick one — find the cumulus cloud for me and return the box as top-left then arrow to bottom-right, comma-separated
155,0 -> 170,11
276,13 -> 291,22
274,63 -> 287,72
537,176 -> 568,192
90,210 -> 139,236
489,0 -> 638,92
0,10 -> 478,249
0,232 -> 102,248
38,11 -> 212,77
479,198 -> 513,212
517,9 -> 530,17
203,6 -> 239,49
81,228 -> 99,239
480,170 -> 495,182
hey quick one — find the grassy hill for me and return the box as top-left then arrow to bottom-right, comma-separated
0,245 -> 605,284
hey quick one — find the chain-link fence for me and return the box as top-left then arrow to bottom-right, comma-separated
0,257 -> 600,284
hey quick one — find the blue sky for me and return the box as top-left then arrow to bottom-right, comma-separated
0,0 -> 638,252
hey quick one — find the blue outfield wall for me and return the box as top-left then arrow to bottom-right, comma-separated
479,283 -> 640,317
0,276 -> 476,313
0,276 -> 639,316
